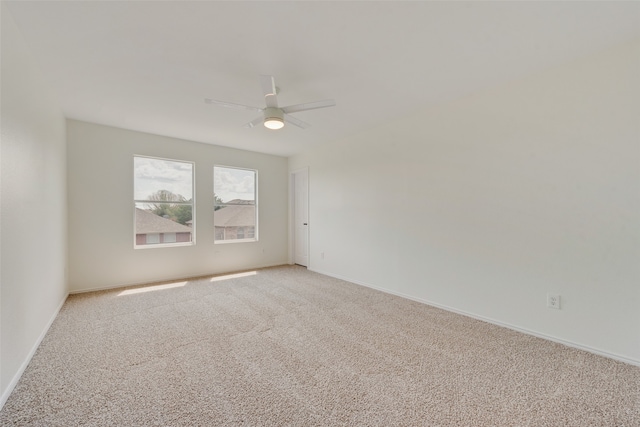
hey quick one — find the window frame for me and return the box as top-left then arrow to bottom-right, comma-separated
133,155 -> 196,249
213,165 -> 258,244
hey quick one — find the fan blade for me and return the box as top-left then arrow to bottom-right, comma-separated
284,114 -> 311,129
242,115 -> 265,129
281,99 -> 336,114
205,98 -> 261,112
260,75 -> 278,108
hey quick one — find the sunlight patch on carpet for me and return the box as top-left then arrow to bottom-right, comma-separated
210,271 -> 257,282
118,281 -> 188,296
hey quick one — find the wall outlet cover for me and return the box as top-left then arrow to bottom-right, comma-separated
547,293 -> 561,309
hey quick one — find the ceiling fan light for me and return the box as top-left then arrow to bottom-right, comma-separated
263,107 -> 285,130
264,117 -> 284,130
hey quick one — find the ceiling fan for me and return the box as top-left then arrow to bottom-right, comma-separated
205,75 -> 335,130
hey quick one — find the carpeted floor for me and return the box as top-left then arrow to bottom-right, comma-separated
1,265 -> 638,426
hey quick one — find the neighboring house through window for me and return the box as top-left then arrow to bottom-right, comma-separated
134,156 -> 195,247
214,166 -> 257,243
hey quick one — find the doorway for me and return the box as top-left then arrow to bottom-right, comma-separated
292,168 -> 309,267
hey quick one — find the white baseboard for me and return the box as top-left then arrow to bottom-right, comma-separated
0,293 -> 69,411
309,268 -> 640,367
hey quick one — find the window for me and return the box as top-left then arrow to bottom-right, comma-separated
134,156 -> 194,248
214,166 -> 257,243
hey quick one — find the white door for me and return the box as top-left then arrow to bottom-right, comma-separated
293,169 -> 309,267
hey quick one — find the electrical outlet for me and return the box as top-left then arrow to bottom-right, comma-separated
547,294 -> 561,310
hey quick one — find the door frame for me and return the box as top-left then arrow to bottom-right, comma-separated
289,167 -> 309,267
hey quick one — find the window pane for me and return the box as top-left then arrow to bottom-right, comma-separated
214,166 -> 257,242
134,156 -> 194,248
214,167 -> 255,203
135,203 -> 193,246
134,157 -> 193,201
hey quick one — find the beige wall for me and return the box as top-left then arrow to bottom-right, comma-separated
290,40 -> 640,364
1,5 -> 68,405
67,120 -> 288,292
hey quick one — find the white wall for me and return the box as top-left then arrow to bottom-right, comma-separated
0,4 -> 68,406
67,120 -> 288,292
290,40 -> 640,364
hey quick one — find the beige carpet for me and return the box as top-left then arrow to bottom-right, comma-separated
1,265 -> 638,426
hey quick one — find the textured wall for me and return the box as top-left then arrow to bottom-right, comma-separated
290,40 -> 640,364
1,4 -> 68,405
67,120 -> 289,292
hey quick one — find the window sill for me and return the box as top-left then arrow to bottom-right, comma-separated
134,242 -> 195,250
214,238 -> 258,245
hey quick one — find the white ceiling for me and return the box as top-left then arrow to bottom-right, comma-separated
6,1 -> 640,157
